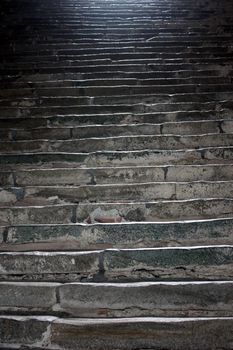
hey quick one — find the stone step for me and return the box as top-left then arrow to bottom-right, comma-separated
0,146 -> 232,167
6,40 -> 233,52
1,134 -> 233,154
3,54 -> 233,65
0,281 -> 232,317
1,63 -> 232,75
1,198 -> 232,225
4,47 -> 233,57
0,111 -> 231,129
1,97 -> 231,109
3,29 -> 231,37
0,120 -> 228,141
1,66 -> 232,84
1,95 -> 233,111
5,32 -> 230,39
1,86 -> 233,106
7,36 -> 233,46
2,52 -> 231,64
0,316 -> 233,350
103,246 -> 233,281
2,181 -> 233,205
1,218 -> 233,250
1,76 -> 231,91
0,246 -> 232,282
1,94 -> 232,108
3,45 -> 230,56
1,58 -> 233,73
1,164 -> 232,186
1,74 -> 232,93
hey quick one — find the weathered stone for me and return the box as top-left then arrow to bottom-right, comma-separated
0,316 -> 233,349
50,317 -> 233,350
103,246 -> 233,281
0,282 -> 59,312
0,252 -> 101,281
59,281 -> 233,317
1,134 -> 233,153
0,316 -> 56,346
0,204 -> 75,225
1,218 -> 233,250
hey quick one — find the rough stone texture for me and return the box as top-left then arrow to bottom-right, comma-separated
1,218 -> 233,250
0,0 -> 233,347
50,318 -> 233,350
0,252 -> 101,281
0,316 -> 55,346
58,281 -> 233,317
1,316 -> 233,350
1,281 -> 233,317
103,246 -> 233,280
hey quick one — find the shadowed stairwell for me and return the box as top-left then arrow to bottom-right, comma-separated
0,0 -> 233,348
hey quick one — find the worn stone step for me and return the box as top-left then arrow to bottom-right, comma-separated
0,146 -> 232,167
1,134 -> 233,154
4,45 -> 230,58
1,198 -> 233,225
3,55 -> 233,68
2,84 -> 233,102
1,69 -> 230,86
0,316 -> 233,350
7,40 -> 233,51
0,246 -> 232,281
2,56 -> 232,69
0,111 -> 231,129
1,94 -> 232,109
75,199 -> 233,223
4,51 -> 233,63
0,281 -> 232,317
104,246 -> 233,281
0,120 -> 227,141
1,218 -> 233,250
1,63 -> 232,75
1,87 -> 233,107
2,181 -> 233,205
0,203 -> 76,225
1,164 -> 232,187
2,91 -> 232,107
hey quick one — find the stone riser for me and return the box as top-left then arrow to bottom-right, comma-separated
2,181 -> 233,206
0,95 -> 231,108
3,48 -> 231,60
2,54 -> 233,66
1,63 -> 233,76
0,120 -> 227,141
1,198 -> 233,225
1,164 -> 232,186
1,76 -> 233,92
0,70 -> 231,85
0,246 -> 232,282
1,316 -> 233,350
0,111 -> 232,129
0,147 -> 232,167
1,218 -> 233,250
0,281 -> 232,318
1,134 -> 233,154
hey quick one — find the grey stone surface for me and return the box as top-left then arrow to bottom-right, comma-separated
59,281 -> 233,317
0,252 -> 101,281
0,282 -> 59,312
103,246 -> 233,280
1,218 -> 233,250
0,0 -> 233,347
0,316 -> 233,350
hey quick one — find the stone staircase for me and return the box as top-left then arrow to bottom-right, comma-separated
0,0 -> 233,348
